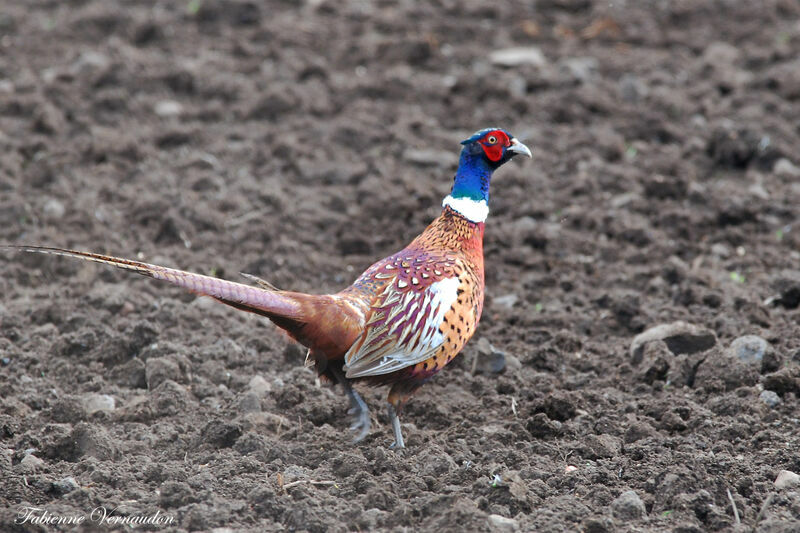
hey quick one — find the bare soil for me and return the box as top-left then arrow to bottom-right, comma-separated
1,1 -> 800,531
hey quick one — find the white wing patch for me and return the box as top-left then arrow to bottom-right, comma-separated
344,276 -> 460,378
425,276 -> 459,346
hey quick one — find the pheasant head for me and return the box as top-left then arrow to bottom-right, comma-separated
444,127 -> 531,223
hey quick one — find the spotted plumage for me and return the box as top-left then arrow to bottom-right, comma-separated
3,127 -> 531,448
342,206 -> 485,383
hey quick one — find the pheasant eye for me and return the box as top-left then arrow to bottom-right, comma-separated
486,135 -> 497,144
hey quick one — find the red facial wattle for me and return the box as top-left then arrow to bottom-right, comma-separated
481,143 -> 503,162
479,130 -> 510,162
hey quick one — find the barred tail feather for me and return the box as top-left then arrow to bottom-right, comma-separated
3,246 -> 302,320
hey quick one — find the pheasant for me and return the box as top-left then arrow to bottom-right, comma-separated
5,127 -> 531,448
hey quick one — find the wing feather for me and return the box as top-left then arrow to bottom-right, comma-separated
344,275 -> 461,378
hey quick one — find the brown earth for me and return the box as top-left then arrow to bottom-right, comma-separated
2,0 -> 800,531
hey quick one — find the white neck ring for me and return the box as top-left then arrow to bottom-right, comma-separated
442,195 -> 489,223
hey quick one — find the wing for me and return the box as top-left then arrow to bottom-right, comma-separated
343,252 -> 463,379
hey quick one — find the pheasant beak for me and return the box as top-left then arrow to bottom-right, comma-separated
507,138 -> 532,158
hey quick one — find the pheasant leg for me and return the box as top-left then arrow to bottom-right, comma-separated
387,403 -> 405,449
330,366 -> 371,442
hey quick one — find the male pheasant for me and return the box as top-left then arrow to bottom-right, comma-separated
6,128 -> 531,448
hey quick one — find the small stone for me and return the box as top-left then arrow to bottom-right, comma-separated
237,391 -> 261,413
748,182 -> 769,199
1,357 -> 10,366
72,51 -> 110,73
729,335 -> 768,365
637,340 -> 671,384
248,375 -> 271,396
774,158 -> 800,178
559,57 -> 599,81
20,453 -> 45,470
611,490 -> 647,520
483,352 -> 506,373
630,321 -> 716,363
487,514 -> 520,532
759,390 -> 781,408
477,338 -> 492,355
82,394 -> 115,414
610,192 -> 638,208
489,47 -> 546,68
619,73 -> 646,102
774,470 -> 800,490
492,294 -> 519,309
42,198 -> 66,219
711,243 -> 731,258
505,354 -> 522,372
154,100 -> 184,117
475,338 -> 507,373
52,476 -> 79,495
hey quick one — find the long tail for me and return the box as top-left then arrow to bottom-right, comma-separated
3,245 -> 304,321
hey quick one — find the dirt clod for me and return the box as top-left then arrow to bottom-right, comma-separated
611,490 -> 647,521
